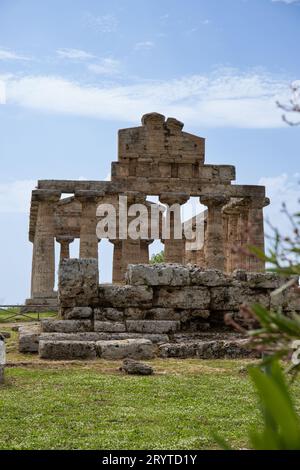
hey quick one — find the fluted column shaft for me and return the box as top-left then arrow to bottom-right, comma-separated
76,191 -> 101,259
247,197 -> 269,272
159,193 -> 189,264
200,196 -> 229,272
31,191 -> 60,298
111,240 -> 123,283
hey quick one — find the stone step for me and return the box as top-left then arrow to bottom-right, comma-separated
40,332 -> 169,344
39,338 -> 156,360
126,320 -> 180,334
41,319 -> 180,335
41,319 -> 92,333
159,339 -> 261,359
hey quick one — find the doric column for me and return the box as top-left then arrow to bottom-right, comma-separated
111,240 -> 123,283
76,191 -> 102,259
200,195 -> 229,271
120,192 -> 147,276
159,193 -> 189,263
31,190 -> 60,298
223,203 -> 240,273
247,197 -> 270,272
56,236 -> 74,262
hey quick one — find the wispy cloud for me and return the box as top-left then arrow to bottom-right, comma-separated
84,13 -> 118,33
272,0 -> 300,4
88,58 -> 121,76
134,41 -> 155,51
56,48 -> 95,60
4,69 -> 290,128
0,180 -> 36,213
0,48 -> 31,61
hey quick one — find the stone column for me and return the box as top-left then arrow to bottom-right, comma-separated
76,191 -> 102,259
56,236 -> 74,262
159,193 -> 189,263
31,190 -> 61,298
223,204 -> 240,273
120,193 -> 146,277
247,197 -> 270,272
111,240 -> 123,283
200,196 -> 229,272
236,200 -> 250,271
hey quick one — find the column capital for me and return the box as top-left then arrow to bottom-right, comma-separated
200,195 -> 229,208
234,196 -> 270,211
56,236 -> 74,244
159,192 -> 189,206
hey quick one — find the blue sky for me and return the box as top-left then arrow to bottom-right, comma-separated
0,0 -> 299,303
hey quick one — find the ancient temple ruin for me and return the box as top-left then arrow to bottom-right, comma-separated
19,113 -> 300,360
24,112 -> 269,312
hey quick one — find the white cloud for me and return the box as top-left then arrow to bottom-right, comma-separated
0,180 -> 36,213
259,173 -> 300,237
88,58 -> 121,76
56,48 -> 95,60
134,41 -> 155,51
272,0 -> 300,4
3,69 -> 291,128
84,13 -> 118,33
0,48 -> 31,61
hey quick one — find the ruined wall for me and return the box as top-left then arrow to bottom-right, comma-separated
57,259 -> 299,331
20,260 -> 299,360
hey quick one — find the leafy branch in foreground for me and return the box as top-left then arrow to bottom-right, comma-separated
249,360 -> 300,450
221,202 -> 300,449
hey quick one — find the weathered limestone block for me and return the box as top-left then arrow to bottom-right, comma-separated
19,325 -> 41,353
154,286 -> 210,309
126,320 -> 180,334
41,319 -> 93,333
99,285 -> 153,308
94,308 -> 124,322
159,342 -> 198,358
39,340 -> 97,359
125,307 -> 180,320
40,332 -> 168,344
285,287 -> 300,312
40,332 -> 102,342
64,307 -> 93,319
196,339 -> 260,359
159,339 -> 260,359
210,286 -> 270,311
94,321 -> 126,333
96,338 -> 155,360
58,258 -> 99,308
246,272 -> 282,289
121,359 -> 154,375
189,268 -> 231,286
126,264 -> 190,286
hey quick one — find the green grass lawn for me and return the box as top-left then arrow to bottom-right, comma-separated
0,308 -> 56,323
1,326 -> 300,450
2,358 -> 298,450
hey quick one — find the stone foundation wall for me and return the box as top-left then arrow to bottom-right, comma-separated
58,259 -> 300,331
19,259 -> 299,360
